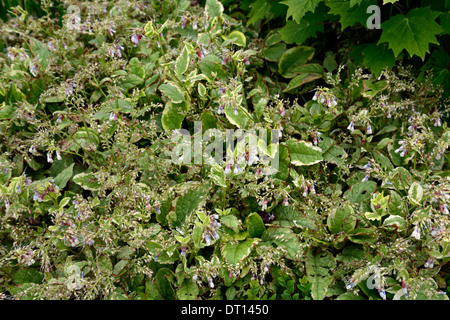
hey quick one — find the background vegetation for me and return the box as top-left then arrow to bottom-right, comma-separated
0,0 -> 449,300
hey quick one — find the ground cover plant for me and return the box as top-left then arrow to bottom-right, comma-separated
0,0 -> 449,300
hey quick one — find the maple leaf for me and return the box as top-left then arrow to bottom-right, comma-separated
326,0 -> 377,30
378,7 -> 443,60
281,0 -> 321,23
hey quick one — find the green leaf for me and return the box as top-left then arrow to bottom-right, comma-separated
305,250 -> 336,300
224,104 -> 252,129
129,57 -> 145,79
175,46 -> 189,76
159,83 -> 185,103
344,181 -> 377,204
283,73 -> 322,92
177,278 -> 199,300
172,187 -> 206,228
286,139 -> 323,166
210,164 -> 226,188
336,246 -> 365,263
161,100 -> 190,132
97,255 -> 113,273
278,19 -> 321,45
281,0 -> 321,24
247,212 -> 265,238
199,55 -> 228,80
337,292 -> 366,300
383,215 -> 406,230
198,82 -> 206,99
54,163 -> 75,189
73,172 -> 101,191
323,145 -> 346,166
223,30 -> 246,47
327,0 -> 378,30
378,7 -> 443,60
408,182 -> 423,205
362,43 -> 396,77
278,46 -> 315,78
272,205 -> 317,230
361,79 -> 388,98
13,268 -> 44,284
327,204 -> 357,234
221,239 -> 259,265
261,227 -> 301,260
113,260 -> 128,275
347,228 -> 377,244
0,103 -> 16,120
247,0 -> 271,26
205,0 -> 224,19
263,43 -> 287,62
220,215 -> 241,233
155,268 -> 175,300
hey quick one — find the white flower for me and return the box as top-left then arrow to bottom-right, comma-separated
395,145 -> 404,153
442,203 -> 449,215
47,152 -> 53,163
411,225 -> 420,240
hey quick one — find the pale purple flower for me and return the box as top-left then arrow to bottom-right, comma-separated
362,174 -> 370,182
347,121 -> 355,132
312,91 -> 320,101
192,21 -> 198,30
424,258 -> 434,268
224,163 -> 232,174
441,203 -> 448,215
233,163 -> 242,174
131,33 -> 141,46
56,151 -> 62,161
29,63 -> 39,77
107,26 -> 116,36
208,278 -> 214,288
47,152 -> 53,163
259,199 -> 268,211
217,104 -> 224,114
378,288 -> 386,300
366,124 -> 372,135
204,233 -> 211,245
109,112 -> 118,121
243,58 -> 250,65
434,118 -> 442,127
233,105 -> 238,115
196,50 -> 205,59
411,225 -> 420,240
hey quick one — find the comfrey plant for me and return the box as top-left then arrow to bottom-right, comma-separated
0,0 -> 449,300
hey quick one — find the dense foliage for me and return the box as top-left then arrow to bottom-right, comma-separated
0,0 -> 449,300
